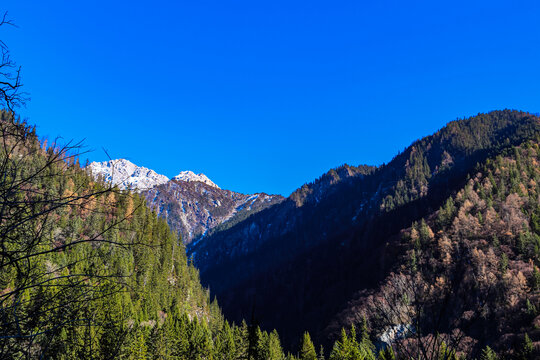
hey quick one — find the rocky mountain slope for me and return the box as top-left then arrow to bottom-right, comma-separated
188,110 -> 540,354
144,180 -> 283,243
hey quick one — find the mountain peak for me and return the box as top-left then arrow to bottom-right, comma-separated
87,159 -> 220,191
87,159 -> 169,191
172,171 -> 220,188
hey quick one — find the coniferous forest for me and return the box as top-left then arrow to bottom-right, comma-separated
2,7 -> 540,360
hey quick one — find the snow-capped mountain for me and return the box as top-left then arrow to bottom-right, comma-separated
87,159 -> 170,191
87,159 -> 221,192
87,158 -> 283,243
173,171 -> 220,188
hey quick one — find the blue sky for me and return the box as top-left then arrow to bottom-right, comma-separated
2,1 -> 539,195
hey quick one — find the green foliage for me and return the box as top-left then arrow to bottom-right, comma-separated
500,253 -> 508,275
268,330 -> 285,360
300,332 -> 317,360
532,266 -> 540,290
437,198 -> 457,229
517,333 -> 534,360
377,347 -> 395,360
479,346 -> 499,360
329,325 -> 376,360
128,330 -> 148,360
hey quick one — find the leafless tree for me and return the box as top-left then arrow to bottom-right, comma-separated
0,16 -> 147,357
0,12 -> 27,112
367,240 -> 496,360
0,113 -> 148,358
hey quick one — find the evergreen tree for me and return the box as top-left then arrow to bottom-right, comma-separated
268,330 -> 285,360
215,321 -> 236,360
318,345 -> 325,360
235,320 -> 250,360
479,346 -> 499,360
300,332 -> 317,360
518,333 -> 534,360
128,330 -> 148,360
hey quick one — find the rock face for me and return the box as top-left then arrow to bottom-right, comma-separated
87,159 -> 169,191
144,180 -> 284,244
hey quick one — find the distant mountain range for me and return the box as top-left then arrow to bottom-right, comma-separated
86,159 -> 283,243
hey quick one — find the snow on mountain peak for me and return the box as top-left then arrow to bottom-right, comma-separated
172,171 -> 220,189
87,159 -> 220,191
87,159 -> 169,191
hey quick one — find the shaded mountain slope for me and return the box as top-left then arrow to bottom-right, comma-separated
189,110 -> 540,349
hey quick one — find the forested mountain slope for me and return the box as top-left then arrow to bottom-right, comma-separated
0,111 -> 224,358
189,110 -> 540,355
189,163 -> 375,270
329,136 -> 540,358
0,112 -> 299,359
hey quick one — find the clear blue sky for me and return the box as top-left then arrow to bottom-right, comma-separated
2,1 -> 539,195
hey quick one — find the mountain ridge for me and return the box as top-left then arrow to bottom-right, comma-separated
87,158 -> 220,191
87,158 -> 170,191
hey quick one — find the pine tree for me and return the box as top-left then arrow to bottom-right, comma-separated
532,266 -> 540,290
189,318 -> 213,360
235,320 -> 250,360
377,346 -> 395,360
358,320 -> 376,360
318,345 -> 325,360
518,333 -> 534,360
300,332 -> 317,360
216,321 -> 236,360
268,330 -> 285,360
479,346 -> 498,360
255,326 -> 269,360
128,330 -> 148,360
